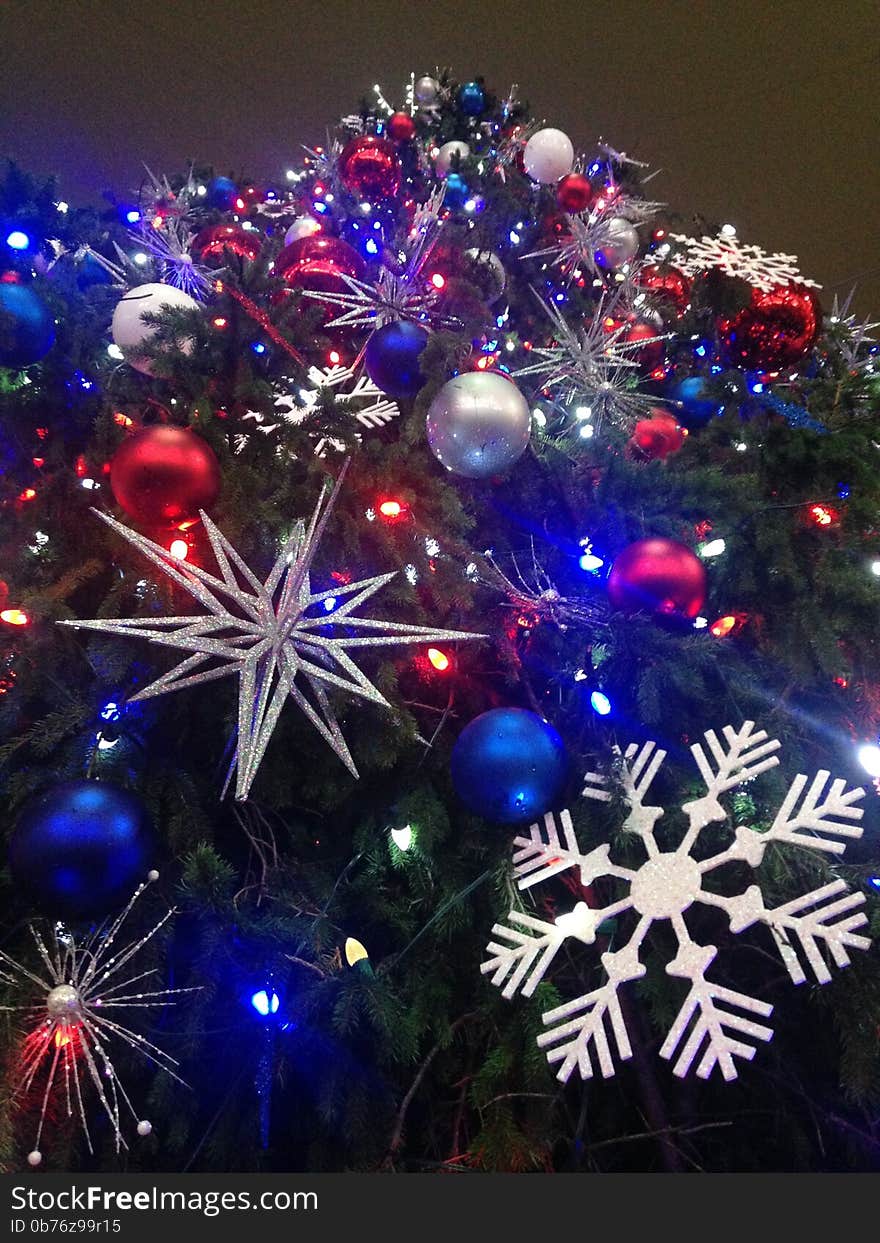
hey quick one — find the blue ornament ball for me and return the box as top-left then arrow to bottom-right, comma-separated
451,707 -> 567,824
444,173 -> 469,209
0,282 -> 55,368
669,376 -> 720,429
458,81 -> 486,115
9,780 -> 155,920
364,320 -> 429,398
207,175 -> 237,209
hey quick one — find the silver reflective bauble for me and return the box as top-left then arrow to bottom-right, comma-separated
46,983 -> 82,1020
414,75 -> 440,106
594,218 -> 640,269
463,248 -> 507,303
426,372 -> 531,478
435,141 -> 470,177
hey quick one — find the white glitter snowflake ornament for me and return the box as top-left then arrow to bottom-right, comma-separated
483,721 -> 869,1083
665,232 -> 821,293
0,873 -> 196,1166
261,364 -> 401,457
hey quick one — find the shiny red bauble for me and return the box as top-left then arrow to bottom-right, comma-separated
718,284 -> 821,372
110,426 -> 221,527
339,135 -> 401,201
275,234 -> 366,327
607,538 -> 706,620
556,172 -> 593,213
192,224 -> 262,266
629,411 -> 686,461
636,264 -> 691,316
623,319 -> 665,371
387,111 -> 416,142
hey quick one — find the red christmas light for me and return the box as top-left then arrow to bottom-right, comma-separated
427,647 -> 450,672
430,272 -> 446,290
710,613 -> 747,638
114,411 -> 134,428
18,487 -> 36,502
212,316 -> 228,329
1,609 -> 29,626
809,503 -> 839,528
32,457 -> 44,468
378,499 -> 405,519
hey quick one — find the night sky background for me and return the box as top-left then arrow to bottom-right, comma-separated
2,1 -> 878,311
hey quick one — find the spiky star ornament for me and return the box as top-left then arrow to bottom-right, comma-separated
483,721 -> 869,1083
0,872 -> 195,1167
61,469 -> 481,799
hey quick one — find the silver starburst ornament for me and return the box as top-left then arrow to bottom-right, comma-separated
61,470 -> 481,799
0,873 -> 196,1166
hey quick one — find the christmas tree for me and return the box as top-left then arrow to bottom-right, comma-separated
0,72 -> 878,1175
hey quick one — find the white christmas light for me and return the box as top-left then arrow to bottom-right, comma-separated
390,825 -> 413,851
699,539 -> 726,558
870,560 -> 880,577
856,744 -> 880,778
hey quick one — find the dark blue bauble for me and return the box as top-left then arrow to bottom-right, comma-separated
451,707 -> 567,824
9,780 -> 155,920
458,81 -> 485,115
76,250 -> 115,289
0,283 -> 55,368
364,320 -> 429,398
668,376 -> 721,429
444,173 -> 469,209
207,175 -> 237,209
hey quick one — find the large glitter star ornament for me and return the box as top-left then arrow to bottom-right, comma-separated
61,471 -> 481,799
665,232 -> 821,293
483,721 -> 869,1083
0,873 -> 196,1166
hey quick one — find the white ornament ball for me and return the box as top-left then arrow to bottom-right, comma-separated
595,217 -> 640,269
426,371 -> 531,479
414,75 -> 440,106
284,216 -> 321,246
523,128 -> 574,184
136,1120 -> 153,1137
463,249 -> 507,304
27,1151 -> 43,1167
435,141 -> 470,178
111,283 -> 198,375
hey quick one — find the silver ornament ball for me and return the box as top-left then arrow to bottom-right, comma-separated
426,371 -> 531,479
463,249 -> 507,303
414,75 -> 440,106
596,218 -> 640,269
435,141 -> 470,178
46,983 -> 82,1021
284,216 -> 321,246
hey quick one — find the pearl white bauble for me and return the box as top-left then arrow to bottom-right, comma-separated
46,983 -> 82,1020
523,128 -> 575,184
27,1151 -> 43,1167
284,217 -> 321,246
426,371 -> 531,478
111,283 -> 199,375
463,249 -> 507,304
435,141 -> 470,178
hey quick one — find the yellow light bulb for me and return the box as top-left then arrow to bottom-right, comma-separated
344,937 -> 369,967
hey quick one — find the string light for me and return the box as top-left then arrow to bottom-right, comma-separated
1,609 -> 29,626
590,690 -> 612,716
378,499 -> 404,519
5,230 -> 30,251
427,647 -> 450,672
856,744 -> 880,779
699,538 -> 726,558
168,539 -> 189,560
250,989 -> 280,1017
344,937 -> 372,975
809,503 -> 838,527
390,825 -> 413,851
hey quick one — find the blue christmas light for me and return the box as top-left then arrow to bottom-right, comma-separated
590,691 -> 612,717
365,238 -> 379,255
6,230 -> 30,251
250,989 -> 280,1017
579,550 -> 605,573
251,342 -> 266,355
867,876 -> 880,892
100,701 -> 121,722
313,201 -> 328,214
837,482 -> 851,499
125,210 -> 141,225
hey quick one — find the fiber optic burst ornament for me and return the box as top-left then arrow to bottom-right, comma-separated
426,371 -> 531,478
718,284 -> 822,371
110,425 -> 221,526
451,707 -> 567,824
339,135 -> 401,201
111,283 -> 198,375
0,282 -> 55,367
9,780 -> 156,920
60,469 -> 480,800
483,722 -> 869,1082
607,538 -> 706,621
0,874 -> 196,1165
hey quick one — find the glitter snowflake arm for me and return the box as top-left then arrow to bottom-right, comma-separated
683,721 -> 781,837
659,938 -> 773,1081
511,809 -> 634,890
537,942 -> 647,1081
666,233 -> 821,293
482,911 -> 571,999
583,739 -> 668,838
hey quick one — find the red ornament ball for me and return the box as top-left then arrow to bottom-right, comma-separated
718,284 -> 821,372
630,411 -> 686,461
556,173 -> 593,213
275,234 -> 366,328
387,112 -> 416,142
339,135 -> 401,201
192,224 -> 261,266
110,426 -> 221,527
636,264 -> 691,316
607,537 -> 706,621
623,318 -> 665,371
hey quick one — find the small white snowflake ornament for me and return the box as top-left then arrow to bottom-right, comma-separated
665,233 -> 821,293
483,722 -> 869,1083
